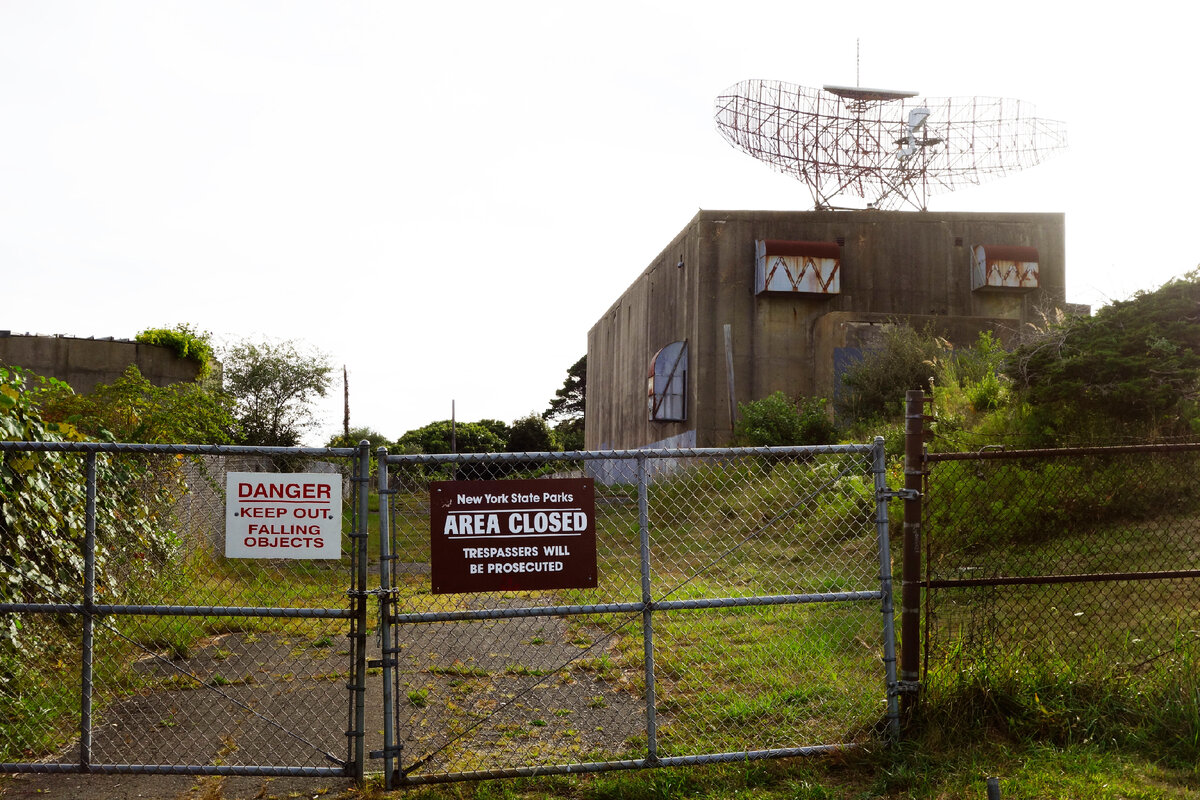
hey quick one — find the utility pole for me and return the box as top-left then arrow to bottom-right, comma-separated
343,365 -> 350,440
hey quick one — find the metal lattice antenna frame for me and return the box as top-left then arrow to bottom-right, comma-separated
714,79 -> 1068,211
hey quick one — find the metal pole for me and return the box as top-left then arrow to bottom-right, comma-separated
81,452 -> 96,771
345,458 -> 358,773
872,437 -> 900,738
352,441 -> 370,783
724,324 -> 737,432
377,449 -> 396,789
637,453 -> 658,763
902,390 -> 925,722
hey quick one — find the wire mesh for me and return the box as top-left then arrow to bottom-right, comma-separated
383,448 -> 893,781
924,445 -> 1200,682
0,445 -> 360,773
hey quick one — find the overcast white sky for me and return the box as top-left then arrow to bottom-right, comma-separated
2,2 -> 1197,444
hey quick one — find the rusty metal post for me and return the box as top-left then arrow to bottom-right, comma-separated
901,390 -> 926,722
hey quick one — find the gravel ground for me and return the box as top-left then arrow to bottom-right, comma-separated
2,607 -> 642,800
1,629 -> 375,800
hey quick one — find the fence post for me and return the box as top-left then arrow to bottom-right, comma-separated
352,441 -> 371,783
872,437 -> 901,738
901,390 -> 926,723
637,452 -> 658,764
80,451 -> 96,772
376,448 -> 397,789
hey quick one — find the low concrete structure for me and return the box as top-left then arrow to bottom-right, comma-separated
0,332 -> 202,393
586,209 -> 1069,451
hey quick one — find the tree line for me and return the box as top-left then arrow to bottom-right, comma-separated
10,263 -> 1198,456
2,323 -> 587,456
330,355 -> 586,455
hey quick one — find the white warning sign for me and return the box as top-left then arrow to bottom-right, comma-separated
225,472 -> 341,559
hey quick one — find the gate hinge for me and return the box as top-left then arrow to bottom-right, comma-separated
878,488 -> 921,501
887,680 -> 921,697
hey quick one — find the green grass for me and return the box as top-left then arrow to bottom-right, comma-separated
346,743 -> 1200,799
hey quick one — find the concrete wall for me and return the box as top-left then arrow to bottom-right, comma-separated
0,333 -> 202,393
586,209 -> 1067,451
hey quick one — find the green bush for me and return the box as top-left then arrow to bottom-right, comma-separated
734,392 -> 837,447
1006,271 -> 1200,440
507,412 -> 558,453
326,426 -> 392,450
33,365 -> 236,444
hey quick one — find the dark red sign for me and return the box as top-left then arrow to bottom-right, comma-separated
429,478 -> 597,594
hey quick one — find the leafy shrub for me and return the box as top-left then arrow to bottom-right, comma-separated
33,365 -> 236,444
734,391 -> 837,447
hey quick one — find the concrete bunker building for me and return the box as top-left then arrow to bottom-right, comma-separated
585,209 -> 1068,452
0,332 -> 203,393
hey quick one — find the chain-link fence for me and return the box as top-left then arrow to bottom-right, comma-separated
923,443 -> 1200,684
377,444 -> 899,787
3,440 -> 901,788
0,441 -> 369,779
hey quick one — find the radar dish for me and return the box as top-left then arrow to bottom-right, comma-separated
823,84 -> 918,102
715,80 -> 1067,211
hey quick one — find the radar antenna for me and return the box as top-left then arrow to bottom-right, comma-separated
714,79 -> 1067,211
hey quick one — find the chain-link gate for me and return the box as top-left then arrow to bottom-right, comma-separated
0,441 -> 372,782
375,442 -> 900,787
3,439 -> 901,789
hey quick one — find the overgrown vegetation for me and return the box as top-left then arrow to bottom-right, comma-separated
0,367 -> 187,607
0,366 -> 188,706
821,271 -> 1200,787
136,323 -> 217,379
1005,270 -> 1200,442
837,271 -> 1200,447
734,391 -> 837,447
836,324 -> 948,427
33,364 -> 237,444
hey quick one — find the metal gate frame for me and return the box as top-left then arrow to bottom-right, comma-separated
0,440 -> 372,782
374,441 -> 900,788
